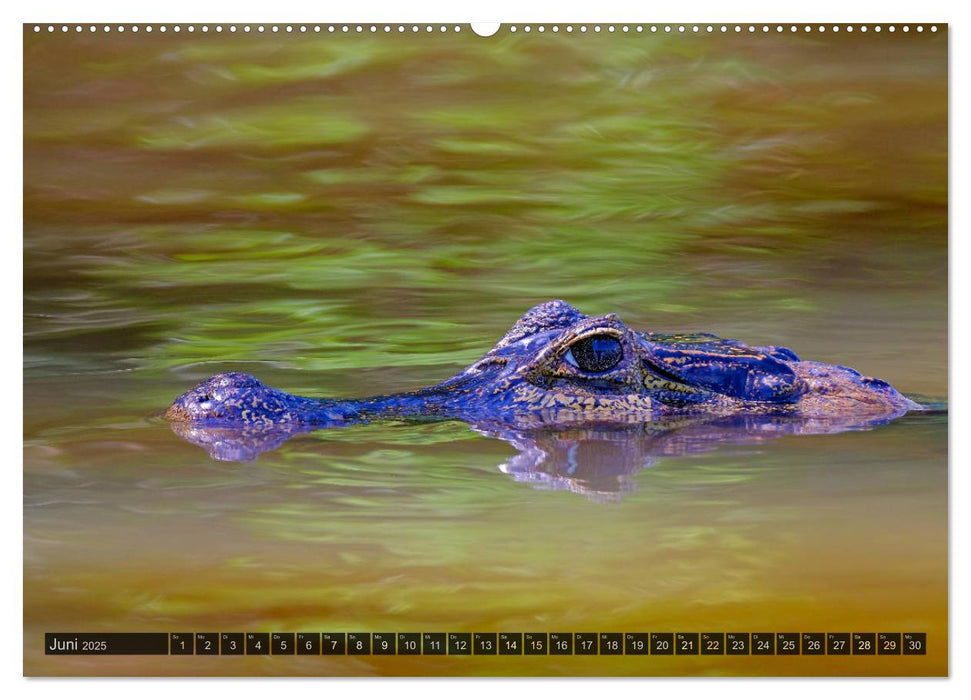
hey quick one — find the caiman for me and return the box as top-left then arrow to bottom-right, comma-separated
165,299 -> 920,429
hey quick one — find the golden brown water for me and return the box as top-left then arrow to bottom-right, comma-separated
23,25 -> 947,676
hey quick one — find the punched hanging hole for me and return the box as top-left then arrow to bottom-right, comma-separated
470,23 -> 500,37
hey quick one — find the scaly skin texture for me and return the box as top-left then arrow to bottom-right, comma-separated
165,300 -> 920,429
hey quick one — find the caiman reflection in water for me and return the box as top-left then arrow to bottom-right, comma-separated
166,300 -> 924,499
170,413 -> 921,502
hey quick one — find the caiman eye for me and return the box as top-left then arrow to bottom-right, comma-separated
564,334 -> 623,373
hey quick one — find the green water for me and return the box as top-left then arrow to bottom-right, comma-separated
24,27 -> 946,676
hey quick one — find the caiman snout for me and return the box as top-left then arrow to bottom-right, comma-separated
165,372 -> 269,423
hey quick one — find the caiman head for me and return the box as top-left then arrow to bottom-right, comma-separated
165,299 -> 916,428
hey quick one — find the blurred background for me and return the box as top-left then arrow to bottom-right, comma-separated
24,27 -> 947,676
24,27 -> 946,394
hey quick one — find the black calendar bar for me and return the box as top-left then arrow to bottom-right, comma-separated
44,632 -> 927,656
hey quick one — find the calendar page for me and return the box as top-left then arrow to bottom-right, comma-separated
23,21 -> 947,677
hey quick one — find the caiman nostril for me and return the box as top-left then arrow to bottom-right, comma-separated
164,401 -> 190,422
